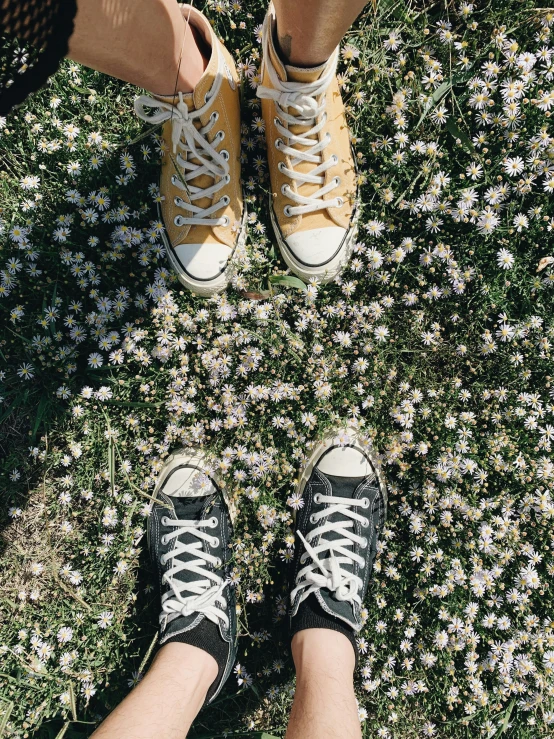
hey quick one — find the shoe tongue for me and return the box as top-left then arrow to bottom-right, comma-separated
317,472 -> 366,502
313,471 -> 367,626
267,35 -> 330,215
170,494 -> 213,555
285,62 -> 326,84
162,493 -> 215,633
171,494 -> 210,519
313,471 -> 366,551
156,30 -> 220,224
154,91 -> 195,111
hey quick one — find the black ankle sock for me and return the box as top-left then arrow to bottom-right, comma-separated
290,593 -> 359,669
165,618 -> 229,702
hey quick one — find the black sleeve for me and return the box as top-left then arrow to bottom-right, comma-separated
0,0 -> 78,116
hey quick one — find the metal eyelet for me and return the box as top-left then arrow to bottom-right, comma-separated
313,493 -> 322,504
160,555 -> 167,565
284,205 -> 292,217
222,216 -> 230,226
210,517 -> 218,528
174,216 -> 184,226
161,535 -> 168,545
331,154 -> 339,164
174,196 -> 182,206
361,537 -> 368,549
161,516 -> 169,526
217,131 -> 225,142
221,195 -> 230,206
361,497 -> 370,509
215,557 -> 222,567
171,175 -> 178,186
211,111 -> 219,122
336,197 -> 344,207
221,150 -> 229,160
275,138 -> 283,150
212,537 -> 220,548
224,174 -> 231,184
281,184 -> 289,195
309,514 -> 317,524
274,116 -> 280,126
300,554 -> 307,564
334,177 -> 341,186
362,517 -> 369,527
278,162 -> 285,172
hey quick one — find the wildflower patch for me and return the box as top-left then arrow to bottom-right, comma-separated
1,0 -> 554,737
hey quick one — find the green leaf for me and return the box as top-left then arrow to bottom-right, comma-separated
70,85 -> 94,95
107,432 -> 115,497
54,722 -> 71,739
431,78 -> 452,104
414,68 -> 474,130
268,275 -> 307,293
104,400 -> 164,408
414,79 -> 452,129
32,394 -> 50,441
0,698 -> 14,735
495,698 -> 515,737
446,118 -> 476,154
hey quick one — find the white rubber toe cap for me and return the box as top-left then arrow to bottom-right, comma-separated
317,446 -> 374,477
162,465 -> 217,498
285,226 -> 347,267
173,242 -> 232,282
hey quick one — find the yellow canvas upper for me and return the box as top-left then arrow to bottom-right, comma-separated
259,5 -> 357,240
154,5 -> 243,252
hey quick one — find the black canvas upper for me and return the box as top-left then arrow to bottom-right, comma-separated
290,466 -> 386,631
148,468 -> 237,704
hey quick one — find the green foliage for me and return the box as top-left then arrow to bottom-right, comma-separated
1,0 -> 553,737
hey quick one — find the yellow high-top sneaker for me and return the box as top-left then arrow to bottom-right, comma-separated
257,2 -> 358,283
135,4 -> 246,297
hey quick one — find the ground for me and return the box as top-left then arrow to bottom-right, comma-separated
1,0 -> 554,737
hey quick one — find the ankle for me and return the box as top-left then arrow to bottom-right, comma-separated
154,642 -> 218,696
292,629 -> 356,678
151,20 -> 209,96
274,22 -> 329,67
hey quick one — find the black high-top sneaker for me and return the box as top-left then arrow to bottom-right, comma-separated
289,428 -> 387,659
148,448 -> 237,705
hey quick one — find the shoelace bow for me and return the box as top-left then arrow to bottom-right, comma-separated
134,86 -> 230,227
160,515 -> 229,629
257,39 -> 343,217
291,493 -> 369,607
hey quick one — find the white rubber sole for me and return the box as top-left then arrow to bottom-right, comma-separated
160,200 -> 248,298
269,200 -> 359,284
294,427 -> 388,522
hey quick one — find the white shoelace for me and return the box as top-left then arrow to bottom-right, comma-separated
257,40 -> 342,217
134,83 -> 231,228
160,514 -> 229,629
290,493 -> 369,607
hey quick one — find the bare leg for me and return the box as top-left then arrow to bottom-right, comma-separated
91,643 -> 218,739
67,0 -> 209,94
286,629 -> 361,739
272,0 -> 368,67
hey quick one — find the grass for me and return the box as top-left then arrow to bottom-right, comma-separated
1,0 -> 554,736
